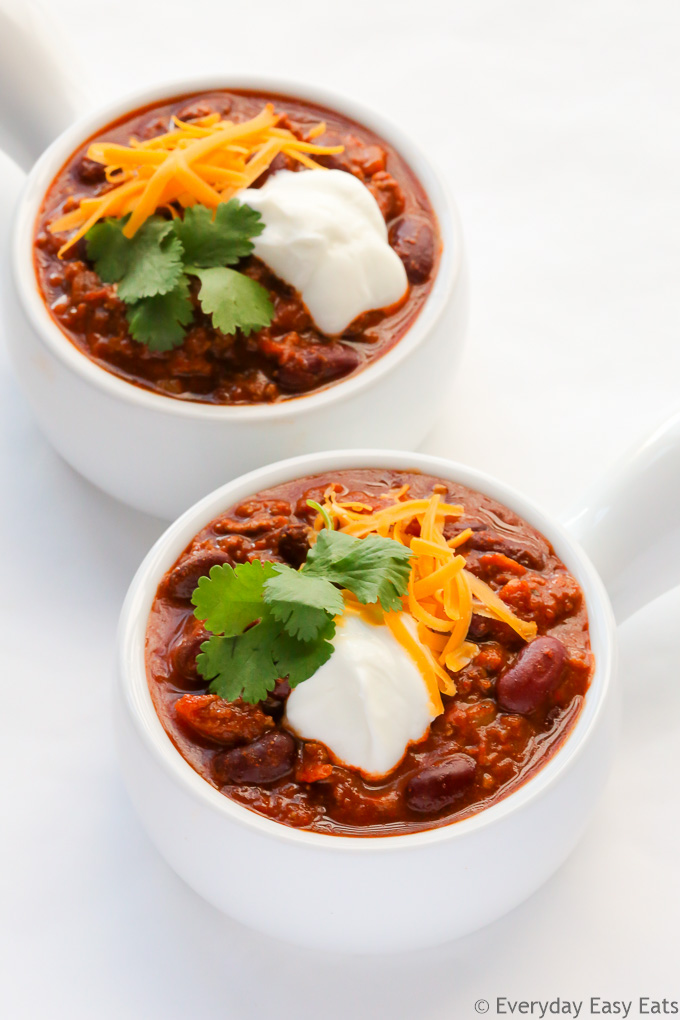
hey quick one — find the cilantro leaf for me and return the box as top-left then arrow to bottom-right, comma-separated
192,561 -> 279,636
194,564 -> 337,703
126,276 -> 193,351
198,614 -> 336,704
84,202 -> 273,351
302,530 -> 413,611
172,201 -> 264,268
86,215 -> 185,301
197,616 -> 283,704
263,566 -> 344,641
85,218 -> 133,281
117,222 -> 185,302
188,266 -> 274,336
274,617 -> 336,690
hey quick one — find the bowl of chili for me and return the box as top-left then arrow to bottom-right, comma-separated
117,418 -> 680,952
2,72 -> 466,519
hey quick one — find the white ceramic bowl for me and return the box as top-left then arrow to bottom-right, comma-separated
117,411 -> 680,953
1,70 -> 468,519
116,447 -> 628,955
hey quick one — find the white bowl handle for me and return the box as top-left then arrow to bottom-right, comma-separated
563,411 -> 680,624
0,1 -> 89,172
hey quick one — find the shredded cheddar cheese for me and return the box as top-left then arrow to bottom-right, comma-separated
49,105 -> 344,256
317,485 -> 538,712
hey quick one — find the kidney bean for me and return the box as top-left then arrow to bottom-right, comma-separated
277,524 -> 311,568
388,216 -> 435,283
213,731 -> 296,785
496,636 -> 567,714
176,694 -> 275,746
261,678 -> 292,720
258,334 -> 360,392
162,548 -> 233,600
405,754 -> 476,813
170,620 -> 209,686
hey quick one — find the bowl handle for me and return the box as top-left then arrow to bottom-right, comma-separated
0,1 -> 90,172
563,410 -> 680,624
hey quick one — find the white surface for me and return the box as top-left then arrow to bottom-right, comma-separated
1,0 -> 679,1013
285,612 -> 437,777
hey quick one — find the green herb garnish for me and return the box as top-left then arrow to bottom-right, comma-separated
187,266 -> 273,337
85,201 -> 272,351
172,202 -> 265,268
125,278 -> 194,351
191,501 -> 414,704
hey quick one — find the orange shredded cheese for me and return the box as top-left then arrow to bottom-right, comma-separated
384,612 -> 446,713
317,484 -> 538,712
49,105 -> 345,256
464,572 -> 538,643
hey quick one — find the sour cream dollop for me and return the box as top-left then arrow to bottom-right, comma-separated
284,613 -> 438,777
238,169 -> 408,335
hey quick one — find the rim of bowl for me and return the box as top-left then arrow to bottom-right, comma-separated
13,74 -> 463,423
118,448 -> 617,853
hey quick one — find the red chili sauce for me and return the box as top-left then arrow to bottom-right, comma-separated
34,91 -> 440,404
146,470 -> 594,836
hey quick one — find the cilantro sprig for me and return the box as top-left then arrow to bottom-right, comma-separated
84,201 -> 273,351
191,501 -> 414,704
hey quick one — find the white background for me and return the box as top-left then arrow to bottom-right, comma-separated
1,0 -> 679,1016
